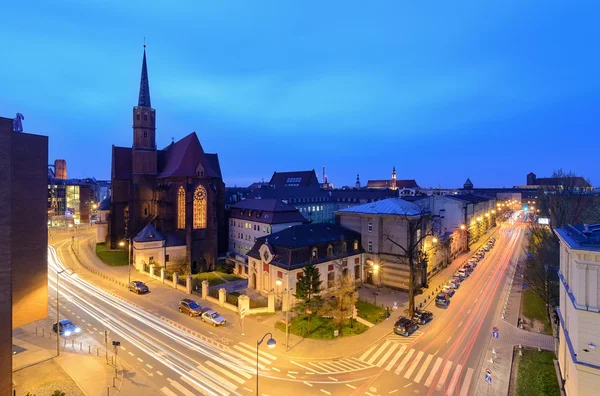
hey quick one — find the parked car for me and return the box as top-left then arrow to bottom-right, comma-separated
201,309 -> 226,326
129,281 -> 149,294
464,263 -> 474,273
442,285 -> 455,297
435,292 -> 450,308
458,268 -> 469,278
394,317 -> 419,336
53,319 -> 81,337
453,272 -> 465,282
412,310 -> 433,325
467,259 -> 478,268
449,280 -> 460,289
179,299 -> 203,317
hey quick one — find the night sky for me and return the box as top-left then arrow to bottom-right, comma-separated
1,1 -> 598,188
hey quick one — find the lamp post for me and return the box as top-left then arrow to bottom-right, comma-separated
56,268 -> 76,357
275,279 -> 282,307
256,333 -> 276,395
284,286 -> 294,352
120,239 -> 132,284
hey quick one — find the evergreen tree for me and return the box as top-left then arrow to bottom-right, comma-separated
294,260 -> 322,303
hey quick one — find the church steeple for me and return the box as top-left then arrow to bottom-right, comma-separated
138,46 -> 151,108
391,166 -> 397,190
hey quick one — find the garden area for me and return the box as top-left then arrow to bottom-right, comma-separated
515,348 -> 560,396
192,271 -> 244,286
275,313 -> 368,340
356,300 -> 387,325
522,289 -> 552,335
95,243 -> 128,266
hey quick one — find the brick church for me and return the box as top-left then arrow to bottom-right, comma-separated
108,47 -> 226,272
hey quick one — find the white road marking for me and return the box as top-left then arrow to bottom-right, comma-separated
188,366 -> 233,395
156,371 -> 163,376
404,351 -> 424,379
414,354 -> 433,383
146,364 -> 153,369
346,384 -> 356,389
137,357 -> 143,363
389,390 -> 398,394
223,351 -> 266,370
160,387 -> 178,396
458,321 -> 463,327
359,345 -> 378,361
303,381 -> 313,387
446,336 -> 452,344
424,357 -> 443,387
385,346 -> 406,371
394,348 -> 415,375
467,309 -> 471,314
272,367 -> 280,372
446,363 -> 463,395
376,342 -> 398,367
404,383 -> 412,388
320,390 -> 331,395
167,379 -> 198,396
459,367 -> 474,396
328,376 -> 338,382
368,340 -> 391,364
436,360 -> 454,391
128,352 -> 134,356
233,345 -> 272,364
287,374 -> 296,379
288,371 -> 298,374
475,298 -> 478,302
119,346 -> 126,351
237,341 -> 277,360
93,327 -> 98,331
243,388 -> 252,393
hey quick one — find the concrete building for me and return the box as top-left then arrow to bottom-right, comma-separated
335,198 -> 433,290
0,116 -> 48,393
555,224 -> 600,395
246,223 -> 364,301
228,198 -> 308,276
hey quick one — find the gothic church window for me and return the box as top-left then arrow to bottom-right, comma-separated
193,185 -> 207,229
177,186 -> 185,229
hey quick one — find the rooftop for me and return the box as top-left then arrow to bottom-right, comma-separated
335,198 -> 425,217
556,223 -> 600,251
253,223 -> 361,249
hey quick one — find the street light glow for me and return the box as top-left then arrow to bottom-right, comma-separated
119,241 -> 125,247
460,224 -> 466,230
432,237 -> 438,244
275,279 -> 282,286
267,338 -> 277,349
373,264 -> 380,273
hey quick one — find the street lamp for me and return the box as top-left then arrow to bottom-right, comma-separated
120,239 -> 132,284
56,268 -> 76,356
275,279 -> 282,306
284,286 -> 295,351
256,333 -> 276,395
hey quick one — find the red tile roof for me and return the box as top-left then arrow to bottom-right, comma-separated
158,132 -> 219,179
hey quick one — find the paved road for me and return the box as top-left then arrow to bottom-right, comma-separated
45,222 -> 525,396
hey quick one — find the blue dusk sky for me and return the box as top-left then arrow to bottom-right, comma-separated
1,1 -> 598,188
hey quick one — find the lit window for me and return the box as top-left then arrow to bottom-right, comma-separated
177,186 -> 185,229
327,245 -> 333,256
193,185 -> 207,229
368,221 -> 373,232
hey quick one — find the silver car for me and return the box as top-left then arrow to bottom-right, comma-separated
201,309 -> 226,327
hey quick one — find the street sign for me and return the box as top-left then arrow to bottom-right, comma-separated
485,368 -> 492,384
240,308 -> 246,319
112,341 -> 120,347
492,326 -> 499,338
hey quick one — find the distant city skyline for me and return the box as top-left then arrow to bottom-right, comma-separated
1,1 -> 598,187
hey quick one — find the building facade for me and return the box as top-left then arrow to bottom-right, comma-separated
336,198 -> 433,290
555,224 -> 600,395
246,224 -> 364,300
108,48 -> 226,272
0,116 -> 48,393
228,198 -> 308,275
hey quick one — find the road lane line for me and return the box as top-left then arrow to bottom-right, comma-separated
156,371 -> 163,376
376,342 -> 398,367
119,346 -> 126,351
404,383 -> 412,388
128,352 -> 134,356
467,309 -> 471,314
359,344 -> 378,361
424,357 -> 443,387
389,390 -> 398,394
446,336 -> 452,344
288,371 -> 298,374
394,348 -> 415,375
287,374 -> 296,379
459,367 -> 474,396
237,341 -> 277,360
458,321 -> 463,327
205,361 -> 246,384
146,364 -> 153,369
328,376 -> 338,382
414,354 -> 433,383
272,367 -> 280,372
404,351 -> 424,379
385,346 -> 406,371
320,390 -> 331,395
160,387 -> 178,396
436,360 -> 454,391
475,298 -> 478,302
168,379 -> 199,396
303,381 -> 313,387
368,340 -> 391,364
137,358 -> 143,363
446,363 -> 463,395
346,384 -> 356,389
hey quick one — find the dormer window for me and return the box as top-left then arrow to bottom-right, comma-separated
312,248 -> 318,259
327,245 -> 333,257
342,242 -> 347,252
353,240 -> 359,250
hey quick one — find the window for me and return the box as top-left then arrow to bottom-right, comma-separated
355,264 -> 361,280
312,248 -> 318,259
165,254 -> 170,262
136,113 -> 140,121
144,114 -> 148,121
144,207 -> 148,216
277,271 -> 283,279
193,185 -> 207,229
353,240 -> 359,250
342,242 -> 347,252
368,241 -> 373,252
368,220 -> 373,232
355,257 -> 360,264
327,245 -> 333,257
327,272 -> 335,289
177,186 -> 185,229
143,131 -> 148,138
149,256 -> 154,264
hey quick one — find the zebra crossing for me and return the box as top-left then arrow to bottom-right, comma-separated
358,340 -> 474,395
290,356 -> 374,374
160,341 -> 277,396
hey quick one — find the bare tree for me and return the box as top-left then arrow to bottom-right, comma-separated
382,206 -> 433,317
169,256 -> 189,276
538,169 -> 592,228
318,260 -> 358,334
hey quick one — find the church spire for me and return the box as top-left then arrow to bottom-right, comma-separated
138,46 -> 151,108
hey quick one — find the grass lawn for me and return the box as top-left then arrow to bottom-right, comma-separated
275,314 -> 369,339
356,300 -> 387,325
193,271 -> 244,286
516,348 -> 560,396
95,243 -> 129,266
522,289 -> 552,335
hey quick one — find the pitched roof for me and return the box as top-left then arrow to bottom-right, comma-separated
269,170 -> 320,188
252,223 -> 361,250
98,196 -> 111,211
444,193 -> 494,204
336,198 -> 425,217
133,223 -> 164,242
112,146 -> 132,179
556,224 -> 600,250
248,185 -> 332,200
535,177 -> 591,188
138,48 -> 151,108
366,179 -> 419,189
157,132 -> 219,179
230,198 -> 309,224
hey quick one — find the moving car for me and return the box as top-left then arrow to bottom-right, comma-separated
412,310 -> 433,325
179,299 -> 204,317
442,285 -> 455,297
201,309 -> 226,326
53,320 -> 81,337
435,292 -> 450,308
394,317 -> 419,336
129,281 -> 149,294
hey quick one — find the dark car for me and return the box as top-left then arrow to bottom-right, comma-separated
129,281 -> 149,294
412,310 -> 433,325
53,319 -> 81,336
179,299 -> 203,317
394,317 -> 419,336
435,292 -> 450,308
464,264 -> 474,273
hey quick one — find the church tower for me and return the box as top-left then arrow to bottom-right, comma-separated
132,46 -> 157,174
391,166 -> 397,190
355,173 -> 361,189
